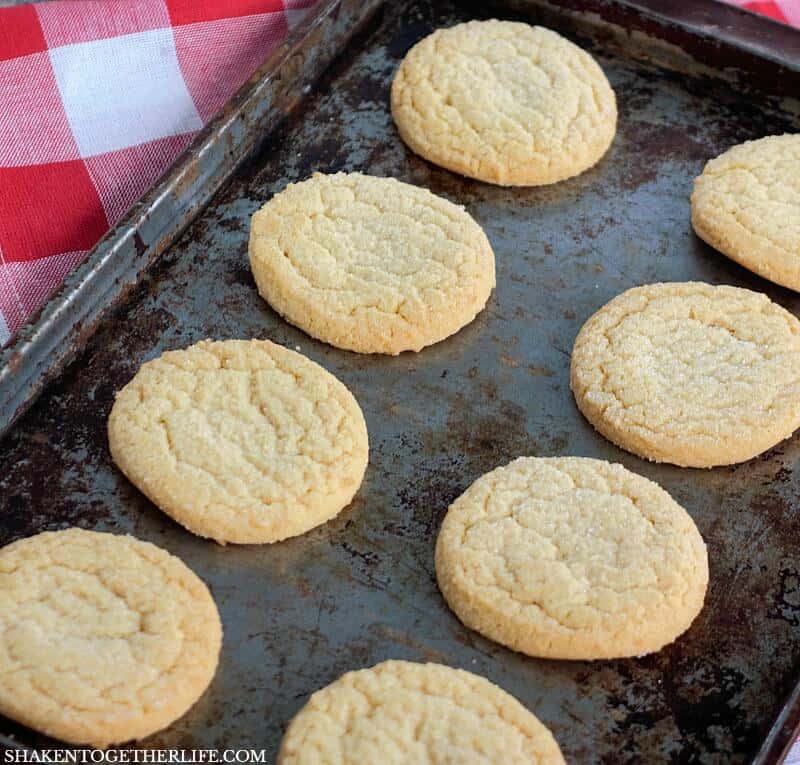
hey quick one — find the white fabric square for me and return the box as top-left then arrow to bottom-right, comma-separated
49,27 -> 202,157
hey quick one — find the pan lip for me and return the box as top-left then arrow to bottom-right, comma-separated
490,0 -> 800,75
751,677 -> 800,765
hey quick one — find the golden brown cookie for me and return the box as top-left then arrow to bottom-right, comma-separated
0,528 -> 221,747
109,339 -> 369,544
391,20 -> 617,186
277,660 -> 565,764
570,282 -> 800,467
248,172 -> 495,354
436,457 -> 708,659
692,134 -> 800,291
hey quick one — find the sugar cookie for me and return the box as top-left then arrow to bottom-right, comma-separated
109,339 -> 368,543
692,134 -> 800,291
391,20 -> 617,185
436,457 -> 708,659
0,528 -> 221,747
571,282 -> 800,467
248,172 -> 495,354
277,660 -> 565,764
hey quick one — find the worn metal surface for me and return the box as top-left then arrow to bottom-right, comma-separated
2,0 -> 800,762
0,0 -> 383,440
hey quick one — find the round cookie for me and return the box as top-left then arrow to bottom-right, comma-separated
0,528 -> 221,747
109,338 -> 369,544
691,134 -> 800,291
277,660 -> 565,764
248,172 -> 495,354
570,282 -> 800,468
435,457 -> 708,660
391,20 -> 617,186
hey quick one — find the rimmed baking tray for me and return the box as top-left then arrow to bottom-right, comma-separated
2,0 -> 800,762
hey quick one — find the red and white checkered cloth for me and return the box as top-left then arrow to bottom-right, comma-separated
0,0 -> 316,346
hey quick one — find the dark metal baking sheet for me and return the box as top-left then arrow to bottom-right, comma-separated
2,0 -> 800,762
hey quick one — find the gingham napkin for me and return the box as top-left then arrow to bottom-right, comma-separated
0,0 -> 316,346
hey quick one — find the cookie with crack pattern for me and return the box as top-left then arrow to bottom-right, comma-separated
108,339 -> 369,544
435,457 -> 708,660
691,134 -> 800,291
277,660 -> 565,764
570,282 -> 800,467
0,528 -> 221,747
391,20 -> 617,186
248,172 -> 495,354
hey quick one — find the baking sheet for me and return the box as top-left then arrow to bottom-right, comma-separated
1,0 -> 800,761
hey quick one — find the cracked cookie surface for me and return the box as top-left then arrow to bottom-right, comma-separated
277,660 -> 564,764
108,339 -> 369,544
0,528 -> 221,747
570,282 -> 800,467
249,172 -> 495,354
691,134 -> 800,291
391,20 -> 617,186
435,457 -> 708,660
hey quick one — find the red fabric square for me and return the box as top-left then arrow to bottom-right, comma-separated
166,0 -> 284,26
86,133 -> 195,225
35,0 -> 171,48
741,2 -> 788,22
173,12 -> 288,122
0,6 -> 47,62
0,52 -> 80,166
0,162 -> 107,264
